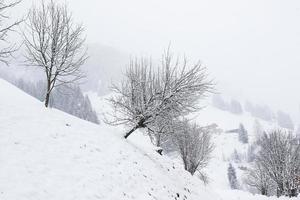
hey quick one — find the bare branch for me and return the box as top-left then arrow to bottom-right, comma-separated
172,119 -> 214,175
0,0 -> 23,65
23,0 -> 87,107
107,49 -> 214,139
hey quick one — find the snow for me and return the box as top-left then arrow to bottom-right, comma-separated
87,91 -> 299,200
0,78 -> 218,200
0,79 -> 297,200
190,106 -> 282,190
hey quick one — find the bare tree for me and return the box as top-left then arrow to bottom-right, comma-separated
108,50 -> 213,139
147,116 -> 172,148
245,162 -> 273,196
0,0 -> 22,65
256,130 -> 300,197
172,119 -> 214,175
23,0 -> 87,107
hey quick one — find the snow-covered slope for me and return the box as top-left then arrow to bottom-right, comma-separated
191,105 -> 294,193
0,79 -> 216,200
87,92 -> 297,200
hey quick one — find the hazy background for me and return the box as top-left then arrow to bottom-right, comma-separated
9,0 -> 300,120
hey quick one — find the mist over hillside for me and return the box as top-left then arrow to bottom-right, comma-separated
81,44 -> 129,94
1,0 -> 300,199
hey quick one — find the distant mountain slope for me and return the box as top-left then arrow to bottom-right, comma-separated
190,103 -> 297,198
82,44 -> 129,94
0,79 -> 216,200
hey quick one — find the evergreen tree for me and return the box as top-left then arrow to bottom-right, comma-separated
212,94 -> 228,111
230,100 -> 243,114
238,123 -> 248,144
247,103 -> 273,122
14,78 -> 99,124
50,86 -> 99,124
227,163 -> 238,189
277,110 -> 294,130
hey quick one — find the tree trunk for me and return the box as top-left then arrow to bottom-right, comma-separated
289,188 -> 296,197
124,124 -> 140,139
155,134 -> 163,155
156,133 -> 161,147
156,148 -> 163,155
124,119 -> 146,139
45,80 -> 51,108
45,91 -> 50,108
277,184 -> 284,197
261,187 -> 267,196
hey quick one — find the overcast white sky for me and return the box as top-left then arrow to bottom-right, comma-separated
16,0 -> 300,120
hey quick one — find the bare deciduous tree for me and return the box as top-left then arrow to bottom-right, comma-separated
256,130 -> 300,197
172,119 -> 214,175
147,116 -> 172,148
23,0 -> 87,107
108,50 -> 213,139
245,162 -> 273,196
0,0 -> 22,65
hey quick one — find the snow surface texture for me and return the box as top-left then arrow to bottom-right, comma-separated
88,92 -> 298,200
0,79 -> 296,200
0,79 -> 216,200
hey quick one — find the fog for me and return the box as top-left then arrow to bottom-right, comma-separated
10,0 -> 300,120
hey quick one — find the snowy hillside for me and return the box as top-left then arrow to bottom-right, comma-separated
87,92 -> 297,200
0,78 -> 296,200
193,106 -> 277,193
0,78 -> 218,200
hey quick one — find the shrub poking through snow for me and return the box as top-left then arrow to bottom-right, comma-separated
244,162 -> 272,196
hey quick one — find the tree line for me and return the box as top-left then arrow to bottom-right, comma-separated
213,95 -> 295,130
16,78 -> 99,124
